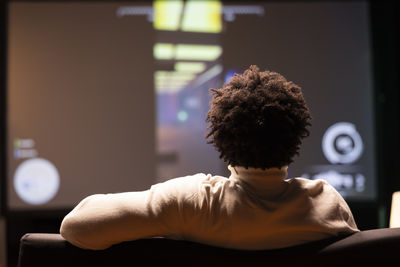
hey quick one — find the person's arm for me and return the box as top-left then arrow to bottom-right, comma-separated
60,188 -> 179,250
60,174 -> 205,250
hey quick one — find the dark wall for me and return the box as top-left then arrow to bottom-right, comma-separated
0,0 -> 6,219
368,0 -> 400,227
344,1 -> 400,231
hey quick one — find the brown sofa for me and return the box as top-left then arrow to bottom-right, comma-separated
18,228 -> 400,267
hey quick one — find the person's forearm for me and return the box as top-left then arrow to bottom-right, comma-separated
60,191 -> 167,250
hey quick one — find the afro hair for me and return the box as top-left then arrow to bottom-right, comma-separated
205,65 -> 311,169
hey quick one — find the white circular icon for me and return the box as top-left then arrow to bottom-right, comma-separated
14,158 -> 60,205
322,122 -> 363,164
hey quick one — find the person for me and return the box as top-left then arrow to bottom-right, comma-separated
60,65 -> 358,250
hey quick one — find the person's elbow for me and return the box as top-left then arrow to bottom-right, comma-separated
60,214 -> 86,249
60,195 -> 112,250
60,213 -> 107,250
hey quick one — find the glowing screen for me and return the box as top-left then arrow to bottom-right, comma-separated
7,1 -> 375,210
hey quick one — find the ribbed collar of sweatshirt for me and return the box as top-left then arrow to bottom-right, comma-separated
228,165 -> 290,198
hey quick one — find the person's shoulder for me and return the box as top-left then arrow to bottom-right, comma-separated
158,173 -> 229,186
154,173 -> 209,187
290,178 -> 359,232
150,173 -> 217,196
151,173 -> 231,197
287,177 -> 326,188
287,177 -> 338,197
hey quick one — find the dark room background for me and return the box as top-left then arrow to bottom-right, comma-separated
1,1 -> 399,266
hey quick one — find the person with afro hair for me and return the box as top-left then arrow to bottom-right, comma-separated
61,66 -> 358,251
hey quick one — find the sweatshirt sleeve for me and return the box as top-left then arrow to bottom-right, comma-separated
60,175 -> 204,250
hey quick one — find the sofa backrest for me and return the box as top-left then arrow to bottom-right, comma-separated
18,228 -> 400,267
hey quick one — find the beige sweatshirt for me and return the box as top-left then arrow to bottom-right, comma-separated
60,165 -> 359,250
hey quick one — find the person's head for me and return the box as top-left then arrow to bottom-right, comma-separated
205,65 -> 311,169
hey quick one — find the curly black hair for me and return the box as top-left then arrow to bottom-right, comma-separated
205,65 -> 311,169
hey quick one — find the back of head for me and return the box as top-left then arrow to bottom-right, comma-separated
205,65 -> 311,169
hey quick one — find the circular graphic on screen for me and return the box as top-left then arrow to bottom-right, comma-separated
322,122 -> 363,164
14,158 -> 60,205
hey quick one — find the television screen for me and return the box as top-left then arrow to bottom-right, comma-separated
6,1 -> 375,210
